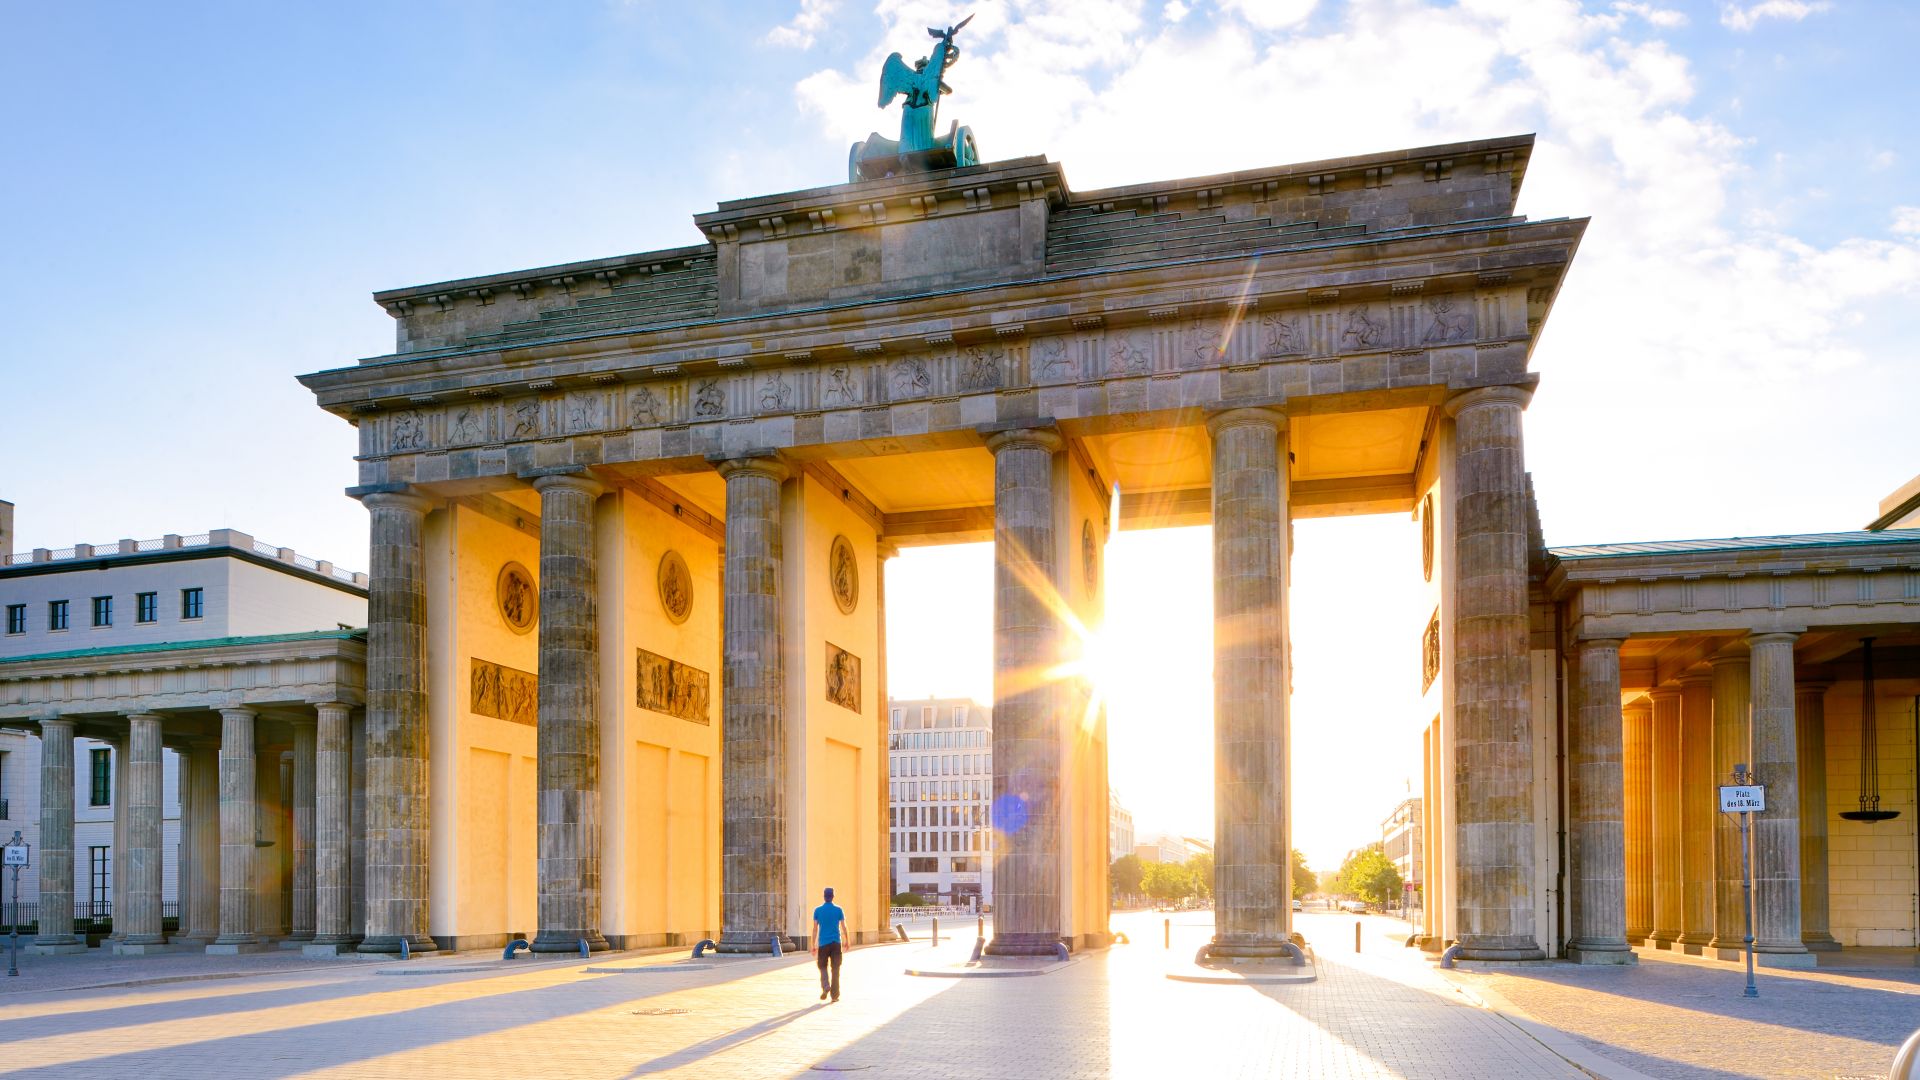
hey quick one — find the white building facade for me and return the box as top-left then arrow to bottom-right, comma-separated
888,697 -> 992,908
1108,790 -> 1134,864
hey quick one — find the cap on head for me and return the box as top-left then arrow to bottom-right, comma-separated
824,887 -> 835,901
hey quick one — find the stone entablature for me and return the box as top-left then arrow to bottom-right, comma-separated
1547,530 -> 1920,644
0,631 -> 367,722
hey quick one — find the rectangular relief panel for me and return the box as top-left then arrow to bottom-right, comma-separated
636,647 -> 711,724
825,642 -> 861,712
470,658 -> 537,726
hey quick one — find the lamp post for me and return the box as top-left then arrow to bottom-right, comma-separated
4,830 -> 31,977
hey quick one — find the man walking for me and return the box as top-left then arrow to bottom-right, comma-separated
811,886 -> 846,1003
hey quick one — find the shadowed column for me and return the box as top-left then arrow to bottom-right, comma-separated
1208,408 -> 1293,958
1445,385 -> 1544,960
312,702 -> 354,949
179,741 -> 221,944
32,717 -> 82,952
1708,646 -> 1751,956
1750,632 -> 1811,966
215,706 -> 258,947
1677,672 -> 1715,953
1648,686 -> 1683,947
984,427 -> 1066,957
1624,696 -> 1653,944
531,469 -> 609,953
1795,682 -> 1837,950
717,454 -> 791,952
290,716 -> 317,942
119,713 -> 165,948
1567,638 -> 1633,964
357,488 -> 436,955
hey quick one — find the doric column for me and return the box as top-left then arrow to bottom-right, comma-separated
214,707 -> 258,947
1795,682 -> 1837,950
311,703 -> 353,948
1445,385 -> 1543,960
32,717 -> 82,952
1750,632 -> 1810,965
1648,686 -> 1684,946
1624,696 -> 1654,944
716,454 -> 792,952
1677,672 -> 1715,951
110,736 -> 127,939
1708,647 -> 1751,955
118,714 -> 165,948
529,469 -> 609,953
289,716 -> 317,942
357,488 -> 435,954
1567,638 -> 1633,963
180,741 -> 221,943
874,542 -> 897,942
1207,408 -> 1293,958
983,427 -> 1067,957
350,708 -> 367,942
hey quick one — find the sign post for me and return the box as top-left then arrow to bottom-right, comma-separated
3,830 -> 29,978
1717,768 -> 1765,999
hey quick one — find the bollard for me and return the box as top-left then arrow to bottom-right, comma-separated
977,915 -> 984,939
894,924 -> 908,942
691,938 -> 716,958
932,917 -> 939,946
503,939 -> 530,960
1891,1025 -> 1920,1080
770,934 -> 783,958
1355,922 -> 1362,953
970,937 -> 985,962
578,938 -> 590,959
400,938 -> 410,961
1164,918 -> 1170,949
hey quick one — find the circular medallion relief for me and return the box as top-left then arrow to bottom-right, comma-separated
829,535 -> 858,615
657,550 -> 693,625
1082,519 -> 1098,593
1421,494 -> 1435,582
496,561 -> 537,634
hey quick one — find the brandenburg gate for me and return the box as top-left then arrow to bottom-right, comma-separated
300,120 -> 1582,958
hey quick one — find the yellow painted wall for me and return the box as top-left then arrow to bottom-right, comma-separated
1413,419 -> 1457,947
599,489 -> 723,947
1823,678 -> 1918,947
782,474 -> 883,942
1053,450 -> 1111,949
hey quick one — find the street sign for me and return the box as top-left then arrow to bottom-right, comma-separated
1719,785 -> 1766,813
1,845 -> 25,869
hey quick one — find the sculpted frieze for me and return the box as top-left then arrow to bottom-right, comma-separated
693,378 -> 726,417
1341,306 -> 1386,349
825,642 -> 861,712
636,647 -> 710,723
1260,312 -> 1304,356
1032,335 -> 1075,382
389,408 -> 429,452
1422,297 -> 1473,344
1107,329 -> 1153,376
471,658 -> 537,726
889,357 -> 931,400
822,364 -> 863,407
759,372 -> 793,412
628,383 -> 666,426
1185,316 -> 1227,368
564,390 -> 607,433
959,345 -> 1003,390
508,397 -> 542,439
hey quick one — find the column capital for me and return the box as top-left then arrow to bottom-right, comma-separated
876,540 -> 901,561
1623,694 -> 1653,715
983,426 -> 1063,455
1709,642 -> 1751,663
218,705 -> 258,720
711,451 -> 791,482
289,713 -> 317,730
1444,383 -> 1533,418
1204,406 -> 1287,439
1795,679 -> 1833,696
1647,684 -> 1682,702
525,467 -> 606,498
1575,635 -> 1627,652
1675,669 -> 1714,687
1748,631 -> 1800,648
350,485 -> 434,515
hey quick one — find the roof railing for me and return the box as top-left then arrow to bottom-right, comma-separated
4,529 -> 366,586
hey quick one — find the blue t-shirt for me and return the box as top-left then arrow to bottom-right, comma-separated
813,902 -> 846,946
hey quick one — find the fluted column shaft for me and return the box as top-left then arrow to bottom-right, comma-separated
1208,409 -> 1293,957
290,717 -> 317,941
1750,632 -> 1807,959
1648,687 -> 1684,945
1568,638 -> 1632,962
110,736 -> 127,935
1709,650 -> 1751,952
122,714 -> 165,944
1446,386 -> 1543,960
358,489 -> 435,954
718,455 -> 791,952
1677,674 -> 1715,949
1796,683 -> 1836,949
1624,697 -> 1654,943
314,703 -> 353,944
216,707 -> 257,945
531,470 -> 608,953
984,428 -> 1067,957
183,744 -> 221,942
34,718 -> 79,948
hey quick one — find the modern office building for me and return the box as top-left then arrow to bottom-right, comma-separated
1381,796 -> 1423,909
888,697 -> 992,907
1108,789 -> 1134,864
1133,834 -> 1197,865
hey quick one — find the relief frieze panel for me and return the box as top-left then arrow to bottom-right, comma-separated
471,658 -> 537,726
636,647 -> 711,724
825,642 -> 861,712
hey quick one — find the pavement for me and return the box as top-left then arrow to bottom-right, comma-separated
0,911 -> 1906,1078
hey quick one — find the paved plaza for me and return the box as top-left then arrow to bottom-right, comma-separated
0,911 -> 1909,1078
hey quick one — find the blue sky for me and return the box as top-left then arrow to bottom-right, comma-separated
4,0 -> 1916,859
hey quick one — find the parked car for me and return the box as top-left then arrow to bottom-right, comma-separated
1291,898 -> 1302,911
1339,899 -> 1368,913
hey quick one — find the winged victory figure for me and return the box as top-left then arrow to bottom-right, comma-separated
848,15 -> 982,182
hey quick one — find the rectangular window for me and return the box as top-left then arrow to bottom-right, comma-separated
921,707 -> 933,725
89,747 -> 111,806
48,600 -> 69,631
91,596 -> 112,627
4,605 -> 22,635
181,588 -> 204,620
909,857 -> 937,873
890,708 -> 902,727
136,592 -> 157,623
953,706 -> 966,725
89,847 -> 112,911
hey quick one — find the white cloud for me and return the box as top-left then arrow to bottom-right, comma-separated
1612,1 -> 1687,28
765,0 -> 839,49
1895,206 -> 1920,235
1217,0 -> 1317,29
1719,1 -> 1831,32
1164,0 -> 1191,21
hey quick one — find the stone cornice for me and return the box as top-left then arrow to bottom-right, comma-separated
370,244 -> 713,315
0,633 -> 367,720
693,156 -> 1067,242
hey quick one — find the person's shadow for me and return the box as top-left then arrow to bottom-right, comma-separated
627,1004 -> 826,1076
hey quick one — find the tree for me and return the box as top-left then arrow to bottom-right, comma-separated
1110,854 -> 1144,899
1184,852 -> 1214,900
892,892 -> 928,906
1142,861 -> 1194,902
1335,844 -> 1403,906
1290,849 -> 1313,901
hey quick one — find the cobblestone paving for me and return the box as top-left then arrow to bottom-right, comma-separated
1454,944 -> 1920,1080
0,911 -> 1584,1079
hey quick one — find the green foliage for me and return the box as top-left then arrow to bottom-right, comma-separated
1184,852 -> 1213,899
1334,843 -> 1404,905
1290,849 -> 1313,901
1141,860 -> 1195,902
1110,853 -> 1144,897
891,892 -> 928,907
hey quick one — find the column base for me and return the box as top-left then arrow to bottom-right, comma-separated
1754,947 -> 1816,969
1567,942 -> 1638,965
1647,929 -> 1681,949
1676,932 -> 1711,955
356,935 -> 437,955
984,932 -> 1067,957
205,941 -> 275,955
26,941 -> 88,956
301,941 -> 359,958
170,934 -> 216,947
1625,932 -> 1649,946
1208,937 -> 1297,959
1803,932 -> 1843,952
530,931 -> 609,954
1452,942 -> 1547,962
111,941 -> 183,956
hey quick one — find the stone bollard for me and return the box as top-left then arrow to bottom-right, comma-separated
1355,922 -> 1362,953
932,917 -> 939,945
1164,918 -> 1170,949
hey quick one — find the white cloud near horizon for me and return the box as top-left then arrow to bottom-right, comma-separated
1719,0 -> 1831,32
766,0 -> 841,48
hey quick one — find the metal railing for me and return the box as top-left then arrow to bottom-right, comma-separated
4,530 -> 363,584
